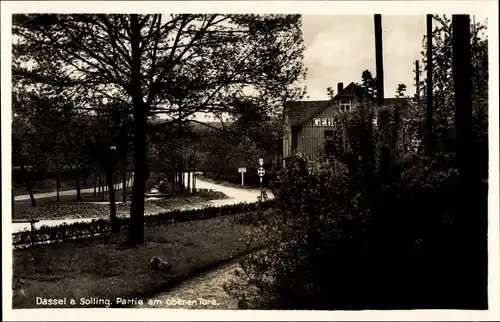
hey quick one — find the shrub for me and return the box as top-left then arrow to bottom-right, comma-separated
12,200 -> 275,249
225,101 -> 488,310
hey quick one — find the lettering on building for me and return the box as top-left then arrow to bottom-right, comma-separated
312,118 -> 335,127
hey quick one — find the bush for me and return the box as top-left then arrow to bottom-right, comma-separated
224,102 -> 488,310
12,200 -> 275,249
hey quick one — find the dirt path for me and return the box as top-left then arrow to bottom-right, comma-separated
142,261 -> 241,310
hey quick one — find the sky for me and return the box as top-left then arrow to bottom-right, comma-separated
197,14 -> 486,121
301,14 -> 488,101
301,15 -> 426,100
197,14 -> 428,121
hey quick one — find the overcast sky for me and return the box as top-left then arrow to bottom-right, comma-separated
301,14 -> 488,100
301,15 -> 426,100
193,13 -> 488,121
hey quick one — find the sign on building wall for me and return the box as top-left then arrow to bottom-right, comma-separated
312,118 -> 335,126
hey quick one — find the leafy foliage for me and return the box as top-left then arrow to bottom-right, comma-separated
12,200 -> 274,249
396,83 -> 407,97
13,14 -> 306,123
418,15 -> 488,150
13,14 -> 306,243
198,101 -> 284,178
225,90 -> 487,309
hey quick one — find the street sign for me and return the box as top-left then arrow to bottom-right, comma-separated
259,158 -> 264,166
257,167 -> 265,177
239,168 -> 247,186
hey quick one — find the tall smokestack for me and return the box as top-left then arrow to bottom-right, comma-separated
374,14 -> 385,106
337,82 -> 344,94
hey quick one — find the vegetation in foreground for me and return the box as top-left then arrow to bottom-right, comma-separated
224,14 -> 488,310
12,214 -> 262,309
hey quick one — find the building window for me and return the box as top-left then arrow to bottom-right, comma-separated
340,99 -> 351,112
324,130 -> 334,156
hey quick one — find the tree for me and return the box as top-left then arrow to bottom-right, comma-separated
452,15 -> 473,184
12,93 -> 47,206
326,86 -> 335,100
12,91 -> 72,206
360,70 -> 377,96
86,106 -> 131,232
196,100 -> 284,182
13,14 -> 306,244
395,83 -> 407,97
413,15 -> 488,154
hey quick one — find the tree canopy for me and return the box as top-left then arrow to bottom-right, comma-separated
13,14 -> 306,243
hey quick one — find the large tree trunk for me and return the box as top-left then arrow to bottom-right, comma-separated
75,169 -> 82,202
105,167 -> 119,233
426,14 -> 434,154
104,174 -> 107,196
27,184 -> 36,207
129,112 -> 147,244
93,171 -> 97,196
56,171 -> 61,202
452,14 -> 473,186
452,15 -> 485,307
20,165 -> 36,207
99,171 -> 103,199
171,171 -> 176,196
122,159 -> 128,203
128,15 -> 147,245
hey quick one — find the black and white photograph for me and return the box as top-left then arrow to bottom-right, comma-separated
2,1 -> 499,321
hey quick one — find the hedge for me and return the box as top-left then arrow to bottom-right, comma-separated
12,200 -> 275,249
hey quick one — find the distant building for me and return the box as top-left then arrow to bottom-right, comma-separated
282,82 -> 412,164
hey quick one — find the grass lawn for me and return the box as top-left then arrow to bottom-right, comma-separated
12,214 -> 263,309
13,183 -> 229,221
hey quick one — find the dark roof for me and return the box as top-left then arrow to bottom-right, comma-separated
284,82 -> 369,126
284,100 -> 331,126
285,81 -> 414,126
335,82 -> 370,98
384,98 -> 412,105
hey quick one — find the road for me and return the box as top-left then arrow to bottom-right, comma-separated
11,174 -> 273,234
183,173 -> 271,206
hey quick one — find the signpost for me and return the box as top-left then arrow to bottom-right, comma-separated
238,167 -> 246,186
257,166 -> 265,189
257,167 -> 265,179
257,158 -> 265,202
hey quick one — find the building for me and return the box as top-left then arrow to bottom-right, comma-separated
282,82 -> 411,164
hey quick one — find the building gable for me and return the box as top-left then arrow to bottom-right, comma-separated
284,82 -> 371,127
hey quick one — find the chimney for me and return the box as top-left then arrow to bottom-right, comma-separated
337,82 -> 344,94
